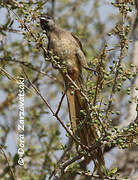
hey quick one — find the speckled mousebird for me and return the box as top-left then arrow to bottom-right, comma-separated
40,15 -> 106,177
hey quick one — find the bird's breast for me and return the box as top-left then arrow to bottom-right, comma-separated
48,32 -> 81,80
49,32 -> 77,58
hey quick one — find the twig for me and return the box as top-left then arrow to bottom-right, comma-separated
0,27 -> 22,33
65,74 -> 90,103
93,46 -> 106,106
0,146 -> 16,180
105,13 -> 126,119
53,155 -> 83,180
76,171 -> 122,180
0,66 -> 36,95
61,154 -> 83,170
49,138 -> 73,180
55,92 -> 66,116
58,138 -> 73,164
0,57 -> 50,76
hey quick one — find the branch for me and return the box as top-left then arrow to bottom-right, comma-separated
53,155 -> 83,180
0,66 -> 36,95
0,57 -> 50,76
76,171 -> 123,180
0,146 -> 16,180
55,92 -> 66,116
0,26 -> 22,33
105,11 -> 126,119
49,138 -> 73,180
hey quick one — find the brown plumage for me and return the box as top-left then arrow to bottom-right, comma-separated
40,15 -> 105,177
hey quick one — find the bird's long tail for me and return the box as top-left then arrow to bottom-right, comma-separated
66,78 -> 105,178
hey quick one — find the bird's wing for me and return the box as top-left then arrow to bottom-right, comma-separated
71,32 -> 85,54
76,48 -> 89,69
71,32 -> 88,69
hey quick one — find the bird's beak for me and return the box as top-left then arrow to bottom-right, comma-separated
40,17 -> 48,23
40,16 -> 48,23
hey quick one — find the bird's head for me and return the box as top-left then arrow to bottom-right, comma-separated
40,15 -> 55,31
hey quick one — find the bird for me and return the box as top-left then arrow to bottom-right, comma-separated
40,14 -> 106,178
